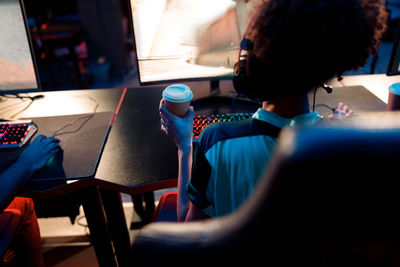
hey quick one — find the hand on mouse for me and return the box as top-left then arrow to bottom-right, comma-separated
17,135 -> 61,176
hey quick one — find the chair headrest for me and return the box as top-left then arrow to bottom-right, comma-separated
246,111 -> 400,225
277,111 -> 400,163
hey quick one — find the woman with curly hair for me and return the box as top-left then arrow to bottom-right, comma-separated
159,0 -> 388,221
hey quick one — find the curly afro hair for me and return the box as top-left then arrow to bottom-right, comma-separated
245,0 -> 388,100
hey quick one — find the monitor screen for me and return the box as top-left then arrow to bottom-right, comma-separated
130,0 -> 257,84
0,0 -> 39,93
387,24 -> 400,76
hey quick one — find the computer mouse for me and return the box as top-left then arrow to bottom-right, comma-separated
47,149 -> 64,168
30,148 -> 66,182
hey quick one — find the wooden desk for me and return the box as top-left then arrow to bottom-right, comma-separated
95,86 -> 179,192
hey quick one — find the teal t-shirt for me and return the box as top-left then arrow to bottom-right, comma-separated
187,108 -> 322,217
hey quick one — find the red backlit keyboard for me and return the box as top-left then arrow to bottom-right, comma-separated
193,113 -> 253,141
0,120 -> 38,149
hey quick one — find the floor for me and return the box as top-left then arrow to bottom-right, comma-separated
36,38 -> 395,266
38,189 -> 174,267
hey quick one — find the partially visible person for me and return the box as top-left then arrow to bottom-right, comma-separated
1,135 -> 61,267
329,102 -> 354,119
160,0 -> 388,222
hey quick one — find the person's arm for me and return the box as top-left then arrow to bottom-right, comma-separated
177,142 -> 192,221
159,100 -> 194,221
185,202 -> 210,221
0,135 -> 60,211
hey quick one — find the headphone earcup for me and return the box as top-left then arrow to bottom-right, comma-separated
233,56 -> 259,99
233,61 -> 248,96
233,38 -> 265,101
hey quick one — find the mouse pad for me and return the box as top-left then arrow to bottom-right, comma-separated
312,85 -> 386,117
0,111 -> 114,181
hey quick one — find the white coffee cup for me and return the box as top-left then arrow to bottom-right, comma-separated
387,82 -> 400,111
162,84 -> 193,117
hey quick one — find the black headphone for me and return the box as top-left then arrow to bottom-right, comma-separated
232,14 -> 266,100
233,38 -> 254,97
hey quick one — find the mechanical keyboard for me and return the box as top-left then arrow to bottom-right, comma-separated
0,120 -> 38,149
193,113 -> 253,141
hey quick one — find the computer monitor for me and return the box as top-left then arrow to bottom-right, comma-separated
129,0 -> 257,85
387,22 -> 400,76
0,0 -> 40,93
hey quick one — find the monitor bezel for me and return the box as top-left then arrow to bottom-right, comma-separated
0,0 -> 41,94
127,0 -> 236,86
386,21 -> 400,76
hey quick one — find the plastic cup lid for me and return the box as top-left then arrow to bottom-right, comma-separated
162,84 -> 193,103
389,82 -> 400,95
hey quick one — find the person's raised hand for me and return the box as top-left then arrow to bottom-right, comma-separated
159,99 -> 194,150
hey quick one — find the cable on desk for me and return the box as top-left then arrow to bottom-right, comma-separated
337,76 -> 346,87
51,96 -> 99,137
314,104 -> 335,112
0,93 -> 44,119
77,214 -> 90,237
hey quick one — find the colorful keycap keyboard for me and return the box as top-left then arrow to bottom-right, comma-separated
0,120 -> 38,149
193,113 -> 253,140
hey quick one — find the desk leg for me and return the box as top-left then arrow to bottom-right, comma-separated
80,186 -> 118,267
100,188 -> 133,267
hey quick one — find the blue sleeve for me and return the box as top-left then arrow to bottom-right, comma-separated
186,133 -> 213,209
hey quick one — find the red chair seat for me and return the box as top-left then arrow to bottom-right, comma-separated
152,192 -> 178,222
0,209 -> 22,263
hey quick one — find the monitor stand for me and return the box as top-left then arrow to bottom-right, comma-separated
190,80 -> 261,115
